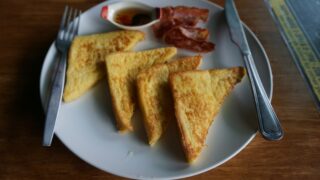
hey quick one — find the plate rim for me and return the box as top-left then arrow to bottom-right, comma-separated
39,0 -> 273,179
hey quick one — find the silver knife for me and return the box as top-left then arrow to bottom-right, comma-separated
225,0 -> 283,140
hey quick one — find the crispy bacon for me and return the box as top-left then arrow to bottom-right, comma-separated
176,26 -> 209,41
163,26 -> 214,53
171,6 -> 209,25
153,6 -> 214,53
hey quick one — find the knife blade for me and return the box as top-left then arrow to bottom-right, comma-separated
225,0 -> 284,140
225,0 -> 250,55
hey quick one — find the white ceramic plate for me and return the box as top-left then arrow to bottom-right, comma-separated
40,0 -> 272,179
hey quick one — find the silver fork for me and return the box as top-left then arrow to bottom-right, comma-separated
43,6 -> 81,146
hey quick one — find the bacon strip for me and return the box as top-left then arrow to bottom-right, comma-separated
171,6 -> 209,25
177,26 -> 209,41
163,26 -> 214,53
153,6 -> 214,53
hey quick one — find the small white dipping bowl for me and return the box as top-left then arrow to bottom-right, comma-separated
100,1 -> 161,30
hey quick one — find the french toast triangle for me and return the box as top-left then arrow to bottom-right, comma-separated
105,47 -> 177,133
137,55 -> 202,146
63,30 -> 144,102
169,67 -> 246,163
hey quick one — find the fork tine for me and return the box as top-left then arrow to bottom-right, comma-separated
70,10 -> 81,41
58,6 -> 69,39
68,9 -> 79,41
75,10 -> 81,35
63,7 -> 74,41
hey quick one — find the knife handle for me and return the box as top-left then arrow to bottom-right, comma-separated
42,52 -> 67,146
243,53 -> 284,140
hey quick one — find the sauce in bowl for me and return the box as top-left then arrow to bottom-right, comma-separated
114,8 -> 152,26
100,1 -> 160,30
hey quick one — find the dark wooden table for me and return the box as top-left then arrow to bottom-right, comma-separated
1,0 -> 319,179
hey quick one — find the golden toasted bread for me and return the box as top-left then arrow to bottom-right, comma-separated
137,56 -> 202,145
169,67 -> 245,163
105,47 -> 177,133
63,30 -> 144,102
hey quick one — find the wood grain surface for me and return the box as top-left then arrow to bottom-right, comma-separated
0,0 -> 319,179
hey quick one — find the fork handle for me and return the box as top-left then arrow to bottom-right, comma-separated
243,53 -> 284,141
43,52 -> 67,146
